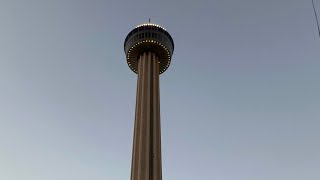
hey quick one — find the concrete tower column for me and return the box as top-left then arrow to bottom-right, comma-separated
131,52 -> 162,180
124,23 -> 174,180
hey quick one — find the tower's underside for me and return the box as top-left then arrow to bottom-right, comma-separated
131,52 -> 162,180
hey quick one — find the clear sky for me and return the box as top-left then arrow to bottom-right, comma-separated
0,0 -> 320,180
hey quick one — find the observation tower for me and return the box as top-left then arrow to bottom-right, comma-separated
124,23 -> 174,180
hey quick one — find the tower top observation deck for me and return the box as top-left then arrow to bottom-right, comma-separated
124,23 -> 174,74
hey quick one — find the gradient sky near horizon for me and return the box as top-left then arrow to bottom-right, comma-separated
1,0 -> 320,180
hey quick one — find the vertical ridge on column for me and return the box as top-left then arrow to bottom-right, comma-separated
144,52 -> 150,179
156,55 -> 162,180
131,53 -> 140,180
140,52 -> 147,179
149,53 -> 154,180
151,54 -> 156,180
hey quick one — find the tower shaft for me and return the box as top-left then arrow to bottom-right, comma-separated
131,52 -> 162,180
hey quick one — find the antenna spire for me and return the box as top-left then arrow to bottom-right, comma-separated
312,0 -> 320,38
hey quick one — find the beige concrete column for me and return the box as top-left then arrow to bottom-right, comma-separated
130,52 -> 162,180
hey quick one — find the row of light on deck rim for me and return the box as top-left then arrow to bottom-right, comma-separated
135,23 -> 167,31
126,40 -> 171,74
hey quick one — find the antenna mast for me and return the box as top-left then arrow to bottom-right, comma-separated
312,0 -> 320,38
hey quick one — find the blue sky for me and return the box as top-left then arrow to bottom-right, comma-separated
0,0 -> 319,180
